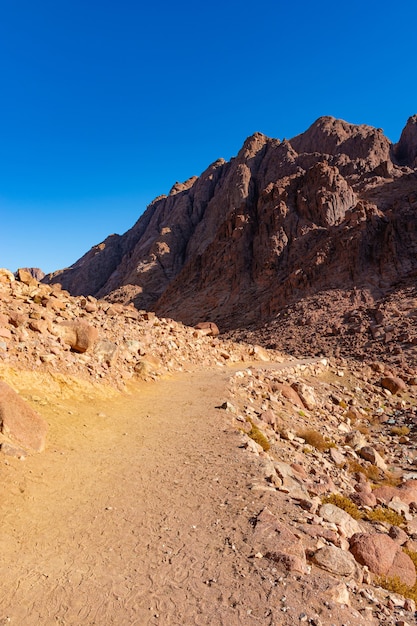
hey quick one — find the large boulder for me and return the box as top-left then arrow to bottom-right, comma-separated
253,507 -> 307,574
349,532 -> 416,587
0,382 -> 47,453
56,320 -> 98,353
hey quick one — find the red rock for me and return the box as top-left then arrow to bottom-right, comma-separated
373,480 -> 417,506
349,533 -> 416,587
275,383 -> 305,408
381,376 -> 407,395
253,507 -> 307,574
0,382 -> 47,453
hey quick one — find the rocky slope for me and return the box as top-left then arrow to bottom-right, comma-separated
44,116 -> 417,355
3,268 -> 417,623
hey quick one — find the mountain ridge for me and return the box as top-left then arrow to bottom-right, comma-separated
44,115 -> 417,338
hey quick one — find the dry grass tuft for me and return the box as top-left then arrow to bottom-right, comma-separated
364,506 -> 405,526
321,494 -> 363,520
247,419 -> 270,452
390,425 -> 410,436
297,429 -> 336,451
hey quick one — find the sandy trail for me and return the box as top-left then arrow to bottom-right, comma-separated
0,365 -> 280,626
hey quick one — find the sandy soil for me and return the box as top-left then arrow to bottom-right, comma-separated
0,365 -> 376,626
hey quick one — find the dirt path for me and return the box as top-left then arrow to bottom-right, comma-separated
0,366 -> 286,626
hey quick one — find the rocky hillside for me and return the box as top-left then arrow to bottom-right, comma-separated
4,268 -> 417,623
44,115 -> 417,341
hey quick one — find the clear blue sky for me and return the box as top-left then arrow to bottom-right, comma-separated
1,0 -> 416,274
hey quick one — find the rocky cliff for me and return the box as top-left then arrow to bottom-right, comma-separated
44,115 -> 417,333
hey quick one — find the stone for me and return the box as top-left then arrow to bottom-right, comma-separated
344,430 -> 368,450
291,382 -> 317,410
0,442 -> 27,457
274,461 -> 310,499
350,483 -> 377,507
311,544 -> 362,580
276,384 -> 305,408
381,376 -> 407,395
388,525 -> 408,545
0,382 -> 47,453
194,322 -> 220,336
325,582 -> 351,606
93,340 -> 118,365
319,503 -> 362,538
16,268 -> 37,286
358,446 -> 388,471
329,447 -> 345,465
56,320 -> 99,353
253,507 -> 307,574
0,268 -> 14,283
349,532 -> 416,587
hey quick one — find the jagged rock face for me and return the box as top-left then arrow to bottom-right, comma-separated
296,162 -> 357,226
394,114 -> 417,166
44,115 -> 417,332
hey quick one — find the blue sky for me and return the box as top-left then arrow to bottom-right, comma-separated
1,0 -> 416,274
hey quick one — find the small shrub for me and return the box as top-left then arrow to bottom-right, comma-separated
297,429 -> 336,451
356,423 -> 370,436
347,460 -> 401,486
321,494 -> 363,520
390,425 -> 410,436
364,506 -> 405,527
247,419 -> 270,452
375,575 -> 417,602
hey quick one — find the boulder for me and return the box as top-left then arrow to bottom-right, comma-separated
349,532 -> 416,587
0,382 -> 47,453
381,376 -> 407,395
319,503 -> 362,538
358,446 -> 388,471
275,383 -> 305,408
194,322 -> 220,336
311,545 -> 362,581
291,382 -> 317,410
253,507 -> 307,574
56,320 -> 99,353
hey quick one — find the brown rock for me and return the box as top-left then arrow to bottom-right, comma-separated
311,545 -> 362,580
349,533 -> 416,587
57,321 -> 99,353
194,322 -> 220,336
319,503 -> 362,538
253,507 -> 307,574
381,376 -> 407,395
358,446 -> 388,471
0,327 -> 12,339
291,382 -> 317,410
16,268 -> 37,286
29,319 -> 49,334
276,383 -> 305,408
388,526 -> 409,545
373,480 -> 417,507
0,382 -> 47,452
350,484 -> 377,508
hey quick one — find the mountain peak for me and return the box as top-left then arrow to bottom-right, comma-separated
394,114 -> 417,166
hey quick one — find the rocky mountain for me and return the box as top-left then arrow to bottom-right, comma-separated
44,115 -> 417,358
